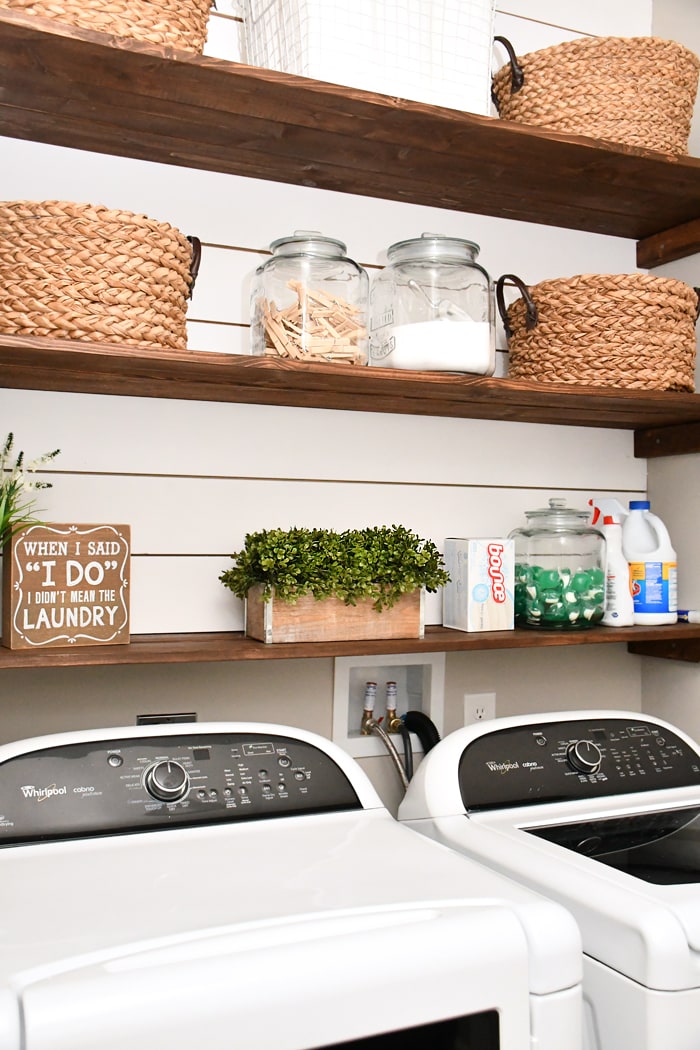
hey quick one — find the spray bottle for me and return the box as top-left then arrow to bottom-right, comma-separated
621,500 -> 678,625
588,499 -> 634,627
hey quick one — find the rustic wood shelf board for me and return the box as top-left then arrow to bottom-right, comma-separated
1,11 -> 699,257
627,638 -> 700,662
2,334 -> 700,440
2,623 -> 699,669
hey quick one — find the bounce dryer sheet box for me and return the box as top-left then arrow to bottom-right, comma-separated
443,538 -> 514,632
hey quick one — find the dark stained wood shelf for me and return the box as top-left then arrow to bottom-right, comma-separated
2,334 -> 700,447
3,623 -> 700,669
0,11 -> 699,260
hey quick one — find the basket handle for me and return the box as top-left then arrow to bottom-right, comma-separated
187,235 -> 202,299
492,36 -> 525,111
495,274 -> 538,339
694,287 -> 700,323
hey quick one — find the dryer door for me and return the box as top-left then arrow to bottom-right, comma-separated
17,903 -> 531,1050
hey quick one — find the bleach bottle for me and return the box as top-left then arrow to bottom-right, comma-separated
621,500 -> 678,625
589,499 -> 634,626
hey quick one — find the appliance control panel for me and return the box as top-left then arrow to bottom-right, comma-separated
0,732 -> 361,844
458,717 -> 700,811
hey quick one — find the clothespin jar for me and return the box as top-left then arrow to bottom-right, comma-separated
250,231 -> 369,366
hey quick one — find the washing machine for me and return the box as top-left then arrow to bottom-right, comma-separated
399,709 -> 700,1050
0,721 -> 583,1050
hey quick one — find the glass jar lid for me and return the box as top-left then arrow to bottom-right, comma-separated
386,232 -> 481,265
269,230 -> 348,258
521,498 -> 599,532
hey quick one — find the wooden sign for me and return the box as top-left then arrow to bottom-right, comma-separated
2,523 -> 130,650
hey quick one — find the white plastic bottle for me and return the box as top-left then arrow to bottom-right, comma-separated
621,500 -> 678,625
601,515 -> 635,627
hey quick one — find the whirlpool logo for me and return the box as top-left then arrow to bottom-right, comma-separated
20,784 -> 67,802
485,761 -> 520,775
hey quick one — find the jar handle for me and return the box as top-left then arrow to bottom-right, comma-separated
495,273 -> 538,339
187,236 -> 202,299
492,36 -> 525,112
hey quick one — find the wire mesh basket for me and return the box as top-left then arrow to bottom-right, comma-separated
242,0 -> 496,114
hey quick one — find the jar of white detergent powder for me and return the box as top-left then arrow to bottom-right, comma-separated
621,501 -> 678,624
369,233 -> 495,374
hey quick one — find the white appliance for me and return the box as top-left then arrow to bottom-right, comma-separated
399,710 -> 700,1050
0,721 -> 583,1050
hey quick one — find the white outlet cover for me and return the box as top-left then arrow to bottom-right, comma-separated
332,651 -> 445,758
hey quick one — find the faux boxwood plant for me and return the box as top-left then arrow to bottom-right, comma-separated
219,525 -> 450,612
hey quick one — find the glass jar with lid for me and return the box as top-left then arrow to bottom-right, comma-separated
369,232 -> 495,374
250,231 -> 369,365
509,498 -> 605,630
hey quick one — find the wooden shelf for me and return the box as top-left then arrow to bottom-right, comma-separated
1,11 -> 699,261
3,623 -> 700,669
3,334 -> 700,448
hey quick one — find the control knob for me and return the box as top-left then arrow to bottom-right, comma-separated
566,740 -> 602,774
144,760 -> 190,802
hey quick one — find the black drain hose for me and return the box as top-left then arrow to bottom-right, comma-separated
402,710 -> 441,756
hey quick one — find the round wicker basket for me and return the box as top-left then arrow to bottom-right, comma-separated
0,200 -> 199,351
492,35 -> 700,155
2,0 -> 212,52
496,272 -> 699,392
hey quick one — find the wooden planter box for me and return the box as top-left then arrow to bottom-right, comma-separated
245,585 -> 425,644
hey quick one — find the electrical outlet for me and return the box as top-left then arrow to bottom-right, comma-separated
464,692 -> 496,725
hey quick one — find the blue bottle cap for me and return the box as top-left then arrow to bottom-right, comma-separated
629,500 -> 651,510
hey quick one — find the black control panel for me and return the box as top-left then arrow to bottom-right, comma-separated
458,718 -> 700,811
0,732 -> 361,844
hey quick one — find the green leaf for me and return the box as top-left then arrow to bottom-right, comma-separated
219,525 -> 450,609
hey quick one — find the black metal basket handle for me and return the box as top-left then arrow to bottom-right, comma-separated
492,36 -> 525,112
694,287 -> 700,323
495,273 -> 538,339
187,235 -> 202,299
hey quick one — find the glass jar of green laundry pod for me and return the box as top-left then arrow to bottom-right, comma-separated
509,498 -> 605,630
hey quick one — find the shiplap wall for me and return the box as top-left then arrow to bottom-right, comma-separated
2,0 -> 689,811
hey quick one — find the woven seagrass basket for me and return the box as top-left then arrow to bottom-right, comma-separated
2,0 -> 212,52
0,200 -> 200,351
495,273 -> 699,392
492,35 -> 700,155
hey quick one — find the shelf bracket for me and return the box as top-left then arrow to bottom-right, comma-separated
628,638 -> 700,663
634,421 -> 700,459
636,218 -> 700,269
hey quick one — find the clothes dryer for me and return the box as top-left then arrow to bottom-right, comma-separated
0,721 -> 582,1050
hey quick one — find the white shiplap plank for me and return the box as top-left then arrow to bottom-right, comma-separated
189,245 -> 262,325
186,320 -> 249,355
36,474 -> 643,557
496,1 -> 652,37
493,13 -> 584,60
1,389 -> 643,489
203,11 -> 244,61
130,555 -> 243,633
